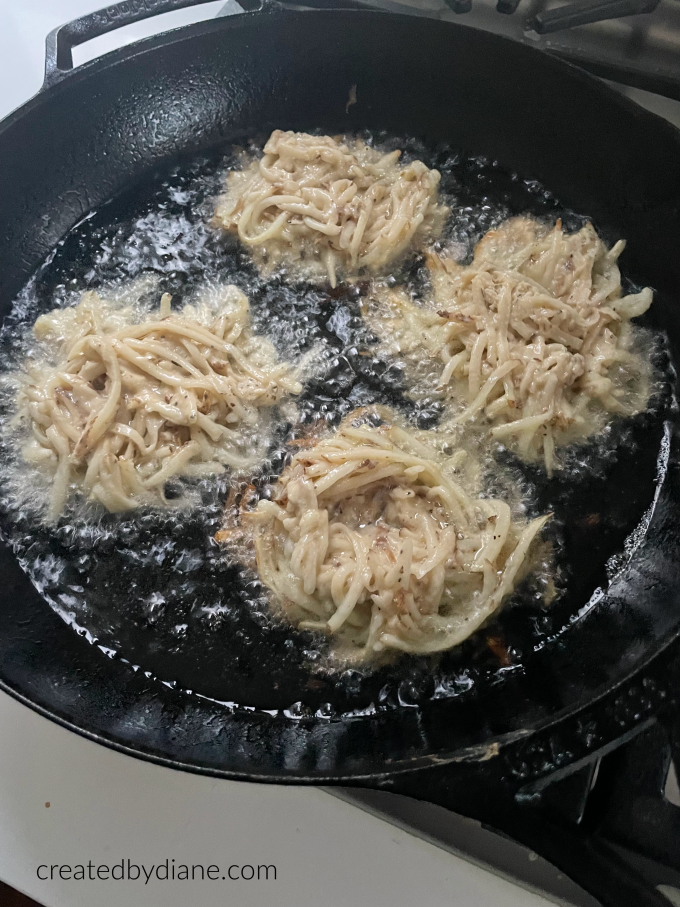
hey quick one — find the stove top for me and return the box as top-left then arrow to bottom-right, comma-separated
3,3 -> 680,905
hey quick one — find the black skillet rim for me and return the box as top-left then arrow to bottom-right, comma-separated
1,5 -> 680,782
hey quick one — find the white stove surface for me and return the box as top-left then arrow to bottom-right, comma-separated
0,688 -> 556,907
0,4 -> 676,907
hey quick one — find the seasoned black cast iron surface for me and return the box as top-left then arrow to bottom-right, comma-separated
1,8 -> 680,780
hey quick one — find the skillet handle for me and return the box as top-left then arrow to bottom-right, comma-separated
374,716 -> 680,907
43,0 -> 261,89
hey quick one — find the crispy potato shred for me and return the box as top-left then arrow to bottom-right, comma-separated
21,286 -> 300,517
241,410 -> 549,656
213,130 -> 448,286
369,217 -> 653,472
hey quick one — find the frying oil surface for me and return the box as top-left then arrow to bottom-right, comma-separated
0,134 -> 671,715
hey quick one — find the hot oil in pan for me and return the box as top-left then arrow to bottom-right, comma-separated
0,134 -> 672,716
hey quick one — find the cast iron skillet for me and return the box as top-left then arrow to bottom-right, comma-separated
1,1 -> 680,903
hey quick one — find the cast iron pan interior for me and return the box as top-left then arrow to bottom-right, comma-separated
1,7 -> 680,780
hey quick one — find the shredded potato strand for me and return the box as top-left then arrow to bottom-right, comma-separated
213,130 -> 448,286
21,286 -> 301,518
244,411 -> 548,656
372,218 -> 652,472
